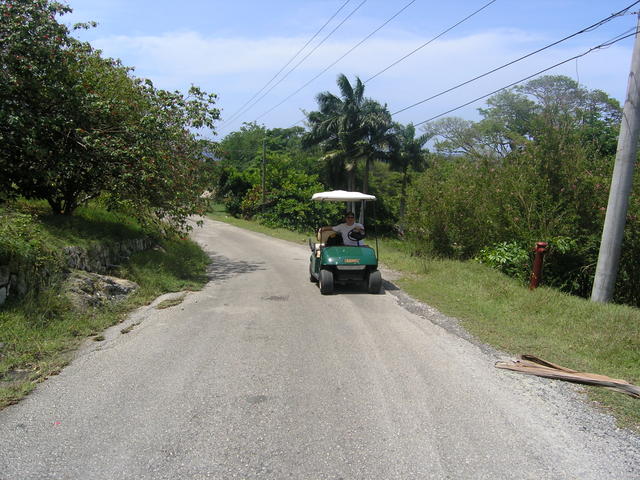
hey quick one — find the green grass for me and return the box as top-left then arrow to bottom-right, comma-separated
39,204 -> 147,247
0,202 -> 210,408
117,238 -> 209,299
389,254 -> 640,431
0,287 -> 121,404
10,198 -> 148,246
156,294 -> 187,310
210,209 -> 640,431
207,203 -> 310,244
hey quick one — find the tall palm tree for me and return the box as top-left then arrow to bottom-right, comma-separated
304,74 -> 393,193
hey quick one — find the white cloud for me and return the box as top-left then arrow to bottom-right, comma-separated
89,27 -> 633,132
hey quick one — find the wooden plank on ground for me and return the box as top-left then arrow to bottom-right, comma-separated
495,355 -> 640,399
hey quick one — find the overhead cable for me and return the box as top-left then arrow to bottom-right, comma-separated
221,0 -> 368,132
288,1 -> 636,131
364,0 -> 497,83
220,0 -> 353,128
413,29 -> 639,127
252,0 -> 417,123
393,0 -> 640,116
283,0 -> 496,130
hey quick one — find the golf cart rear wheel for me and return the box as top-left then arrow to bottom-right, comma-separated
319,269 -> 334,295
368,270 -> 382,294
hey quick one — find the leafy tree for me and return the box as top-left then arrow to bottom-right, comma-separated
406,75 -> 640,305
425,76 -> 620,164
0,0 -> 220,231
243,154 -> 340,231
424,117 -> 513,160
266,126 -> 321,175
215,154 -> 339,231
219,123 -> 318,175
107,81 -> 219,232
214,165 -> 255,217
218,122 -> 266,170
517,76 -> 621,199
357,98 -> 396,194
365,160 -> 402,233
24,48 -> 144,215
0,0 -> 81,203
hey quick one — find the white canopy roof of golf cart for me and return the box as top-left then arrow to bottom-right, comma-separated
311,190 -> 376,202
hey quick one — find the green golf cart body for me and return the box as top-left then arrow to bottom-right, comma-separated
308,190 -> 382,295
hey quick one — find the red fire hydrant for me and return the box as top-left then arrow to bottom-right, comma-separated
529,242 -> 548,290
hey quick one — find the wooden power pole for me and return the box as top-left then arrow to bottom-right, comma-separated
591,14 -> 640,303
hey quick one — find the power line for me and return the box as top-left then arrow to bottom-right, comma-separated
252,0 -> 417,124
220,0 -> 368,133
288,1 -> 635,131
222,0 -> 365,130
283,0 -> 496,130
413,29 -> 639,127
393,0 -> 640,116
364,0 -> 497,84
220,0 -> 353,129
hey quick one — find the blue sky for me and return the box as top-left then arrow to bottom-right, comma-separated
65,0 -> 639,138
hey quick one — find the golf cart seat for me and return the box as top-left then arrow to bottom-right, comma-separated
325,232 -> 343,246
313,229 -> 343,251
316,229 -> 335,244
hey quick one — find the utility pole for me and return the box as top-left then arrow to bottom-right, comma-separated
261,139 -> 266,213
591,14 -> 640,303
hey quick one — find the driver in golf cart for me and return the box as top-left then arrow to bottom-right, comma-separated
320,211 -> 365,246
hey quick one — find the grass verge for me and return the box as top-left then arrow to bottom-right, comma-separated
12,198 -> 148,247
209,210 -> 640,431
0,203 -> 210,408
156,294 -> 187,310
207,203 -> 310,244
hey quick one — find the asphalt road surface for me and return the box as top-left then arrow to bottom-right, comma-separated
1,218 -> 639,479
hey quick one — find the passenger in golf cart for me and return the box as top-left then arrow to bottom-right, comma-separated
309,190 -> 381,294
319,211 -> 366,246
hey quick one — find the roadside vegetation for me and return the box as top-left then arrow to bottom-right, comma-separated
0,201 -> 210,408
1,1 -> 216,407
208,70 -> 639,430
1,0 -> 218,231
211,74 -> 640,308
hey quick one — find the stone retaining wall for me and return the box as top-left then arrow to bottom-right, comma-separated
63,237 -> 155,274
0,237 -> 154,306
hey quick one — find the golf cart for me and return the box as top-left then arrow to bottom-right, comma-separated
308,190 -> 382,295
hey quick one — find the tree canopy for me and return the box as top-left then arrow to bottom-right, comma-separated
405,76 -> 640,305
1,0 -> 220,231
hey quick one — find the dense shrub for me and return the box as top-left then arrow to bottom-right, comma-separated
214,157 -> 342,232
475,242 -> 531,283
214,166 -> 254,217
403,148 -> 640,301
403,76 -> 640,305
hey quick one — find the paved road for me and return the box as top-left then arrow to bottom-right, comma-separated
1,218 -> 639,479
